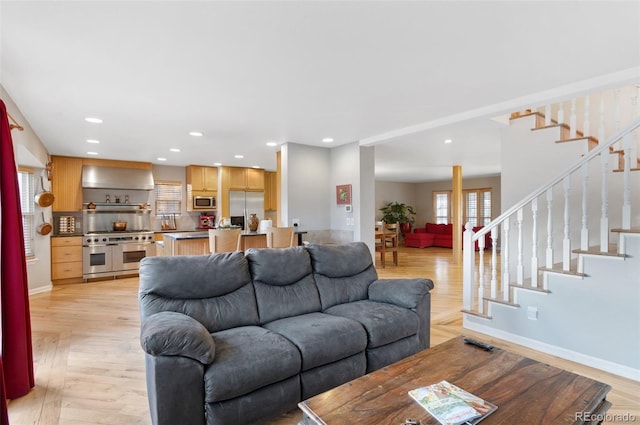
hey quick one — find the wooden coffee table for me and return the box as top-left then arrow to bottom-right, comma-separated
298,336 -> 611,424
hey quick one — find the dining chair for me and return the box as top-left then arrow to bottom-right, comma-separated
266,226 -> 295,248
383,222 -> 399,266
208,228 -> 242,253
374,222 -> 386,268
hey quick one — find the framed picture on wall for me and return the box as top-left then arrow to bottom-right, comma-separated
336,184 -> 351,205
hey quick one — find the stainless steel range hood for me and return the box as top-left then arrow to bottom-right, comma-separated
82,165 -> 154,190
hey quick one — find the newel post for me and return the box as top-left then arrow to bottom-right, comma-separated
462,222 -> 475,312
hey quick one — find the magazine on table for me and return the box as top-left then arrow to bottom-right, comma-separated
408,380 -> 497,425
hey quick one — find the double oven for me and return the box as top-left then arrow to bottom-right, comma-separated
82,203 -> 155,280
83,232 -> 155,279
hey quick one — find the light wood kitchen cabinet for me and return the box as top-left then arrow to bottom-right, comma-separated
264,171 -> 278,211
51,236 -> 83,282
186,165 -> 218,191
228,167 -> 264,191
51,156 -> 83,212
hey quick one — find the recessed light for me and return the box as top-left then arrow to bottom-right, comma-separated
213,162 -> 222,166
252,165 -> 260,169
189,131 -> 203,137
157,157 -> 167,161
234,155 -> 244,159
86,139 -> 100,144
86,151 -> 98,155
444,139 -> 453,144
169,148 -> 180,152
85,117 -> 103,124
322,138 -> 334,143
266,142 -> 278,147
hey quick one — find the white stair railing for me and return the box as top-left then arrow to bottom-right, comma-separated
463,118 -> 640,314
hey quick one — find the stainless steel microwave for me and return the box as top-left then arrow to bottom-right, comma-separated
193,196 -> 216,210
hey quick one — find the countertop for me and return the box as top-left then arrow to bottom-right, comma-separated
163,229 -> 306,240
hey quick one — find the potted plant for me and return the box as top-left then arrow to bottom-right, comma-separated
379,202 -> 416,234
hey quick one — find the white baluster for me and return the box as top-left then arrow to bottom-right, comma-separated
583,95 -> 590,137
478,233 -> 485,309
615,88 -> 621,133
622,133 -> 632,230
462,223 -> 475,312
557,101 -> 564,124
546,188 -> 554,268
631,87 -> 639,169
562,177 -> 571,272
545,104 -> 551,126
600,150 -> 609,252
531,199 -> 539,288
581,163 -> 589,251
490,227 -> 498,299
516,208 -> 524,285
502,218 -> 510,302
599,95 -> 606,142
570,98 -> 577,138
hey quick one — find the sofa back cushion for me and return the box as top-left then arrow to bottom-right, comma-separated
306,242 -> 378,310
246,246 -> 321,324
426,223 -> 452,235
139,252 -> 259,332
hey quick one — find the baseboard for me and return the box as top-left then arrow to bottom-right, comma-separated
463,316 -> 640,382
29,283 -> 53,296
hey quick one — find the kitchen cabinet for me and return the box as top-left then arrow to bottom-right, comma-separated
51,156 -> 83,212
186,165 -> 218,191
264,171 -> 278,211
228,167 -> 264,191
51,236 -> 83,283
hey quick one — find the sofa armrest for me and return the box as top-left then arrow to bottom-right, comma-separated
368,278 -> 434,309
141,311 -> 216,365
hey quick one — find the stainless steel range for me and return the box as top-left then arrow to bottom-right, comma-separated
83,231 -> 155,279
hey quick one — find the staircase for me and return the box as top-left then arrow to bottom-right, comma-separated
461,85 -> 640,381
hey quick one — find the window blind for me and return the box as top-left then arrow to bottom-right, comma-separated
18,170 -> 35,258
155,181 -> 182,215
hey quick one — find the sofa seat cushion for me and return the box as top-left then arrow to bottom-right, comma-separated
404,232 -> 435,248
324,300 -> 418,348
204,326 -> 300,403
263,312 -> 367,371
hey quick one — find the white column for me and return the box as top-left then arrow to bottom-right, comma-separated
490,227 -> 498,299
462,223 -> 475,312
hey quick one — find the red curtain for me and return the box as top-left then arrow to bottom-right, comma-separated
0,99 -> 35,424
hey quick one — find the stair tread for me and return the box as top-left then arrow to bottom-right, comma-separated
572,247 -> 626,257
539,266 -> 586,277
533,123 -> 570,131
556,136 -> 598,143
611,227 -> 640,233
510,283 -> 551,294
483,297 -> 520,307
461,309 -> 492,320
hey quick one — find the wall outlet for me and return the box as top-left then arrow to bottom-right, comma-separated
292,218 -> 300,227
527,306 -> 538,320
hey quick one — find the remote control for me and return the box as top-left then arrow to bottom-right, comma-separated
463,337 -> 494,351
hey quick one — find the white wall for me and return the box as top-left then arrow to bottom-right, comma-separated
2,85 -> 53,294
281,143 -> 331,230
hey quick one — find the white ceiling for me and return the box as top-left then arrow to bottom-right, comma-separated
2,1 -> 639,182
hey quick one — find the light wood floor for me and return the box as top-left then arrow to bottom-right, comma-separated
9,247 -> 639,425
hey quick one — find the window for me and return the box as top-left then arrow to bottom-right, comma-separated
18,168 -> 35,258
434,191 -> 450,224
155,180 -> 182,215
433,188 -> 492,226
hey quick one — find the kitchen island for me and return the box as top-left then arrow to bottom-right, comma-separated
160,229 -> 307,256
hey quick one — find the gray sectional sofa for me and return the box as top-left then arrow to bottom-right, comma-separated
138,242 -> 434,425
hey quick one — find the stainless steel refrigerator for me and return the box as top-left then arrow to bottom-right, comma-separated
229,191 -> 264,230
